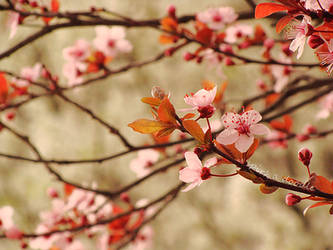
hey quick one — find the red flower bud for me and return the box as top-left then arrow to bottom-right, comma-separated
285,193 -> 301,206
120,192 -> 130,203
298,147 -> 312,166
183,52 -> 195,61
168,5 -> 176,19
296,134 -> 309,142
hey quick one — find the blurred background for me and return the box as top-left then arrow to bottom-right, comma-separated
0,0 -> 332,249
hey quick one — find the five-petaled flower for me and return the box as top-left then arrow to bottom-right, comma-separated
93,26 -> 133,57
179,151 -> 217,192
216,110 -> 270,152
197,7 -> 238,30
286,15 -> 312,59
184,86 -> 217,118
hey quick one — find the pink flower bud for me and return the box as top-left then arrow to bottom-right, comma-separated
304,124 -> 317,135
298,147 -> 312,166
5,226 -> 22,239
168,5 -> 176,18
285,193 -> 301,206
263,38 -> 275,49
164,47 -> 175,57
296,134 -> 309,142
224,57 -> 235,65
120,192 -> 130,203
183,52 -> 195,61
47,187 -> 58,198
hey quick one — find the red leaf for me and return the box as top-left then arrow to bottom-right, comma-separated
0,73 -> 8,104
51,0 -> 60,11
310,175 -> 333,194
128,119 -> 172,134
255,3 -> 290,19
157,98 -> 177,125
276,15 -> 294,33
64,184 -> 75,197
260,184 -> 278,194
196,28 -> 213,45
183,120 -> 205,144
141,97 -> 161,106
303,201 -> 332,215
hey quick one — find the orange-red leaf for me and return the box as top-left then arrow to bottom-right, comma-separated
183,120 -> 205,144
182,113 -> 196,120
156,127 -> 176,137
64,183 -> 75,197
276,15 -> 294,33
303,201 -> 332,215
310,175 -> 333,194
51,0 -> 60,11
255,3 -> 289,19
237,170 -> 264,184
128,119 -> 171,134
141,97 -> 161,106
196,28 -> 213,45
159,34 -> 178,44
157,98 -> 177,125
0,73 -> 8,104
160,17 -> 178,31
259,184 -> 278,194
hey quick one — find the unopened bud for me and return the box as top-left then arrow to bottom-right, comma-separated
285,193 -> 301,206
296,134 -> 309,142
264,38 -> 275,49
168,5 -> 176,18
47,187 -> 58,198
183,52 -> 195,61
120,192 -> 130,203
298,147 -> 312,166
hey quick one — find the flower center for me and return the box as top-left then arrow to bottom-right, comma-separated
198,105 -> 215,118
213,15 -> 222,22
108,40 -> 115,47
237,123 -> 250,135
201,167 -> 211,180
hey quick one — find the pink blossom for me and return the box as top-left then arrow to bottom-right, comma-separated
216,110 -> 270,153
5,226 -> 22,239
271,54 -> 292,92
7,11 -> 19,39
93,26 -> 133,57
0,206 -> 15,230
179,152 -> 217,192
14,63 -> 42,87
316,91 -> 333,119
130,149 -> 159,177
183,86 -> 217,118
301,0 -> 333,11
130,226 -> 154,250
286,16 -> 312,59
224,24 -> 253,43
62,61 -> 86,86
197,7 -> 238,30
63,39 -> 90,62
266,131 -> 288,149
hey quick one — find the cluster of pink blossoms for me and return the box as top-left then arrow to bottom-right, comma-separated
179,86 -> 270,192
0,186 -> 154,250
62,26 -> 132,86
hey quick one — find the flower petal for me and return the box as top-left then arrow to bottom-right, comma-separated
204,157 -> 217,168
184,151 -> 203,169
182,181 -> 200,192
250,124 -> 270,135
235,134 -> 254,153
221,112 -> 241,129
216,128 -> 239,145
241,110 -> 262,125
179,168 -> 200,183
